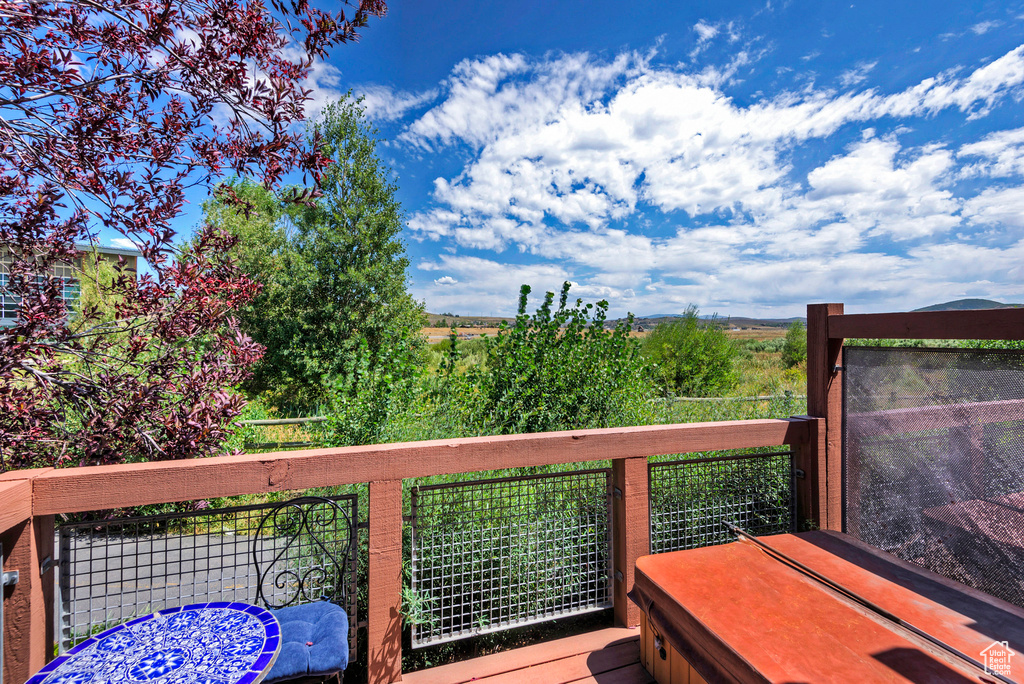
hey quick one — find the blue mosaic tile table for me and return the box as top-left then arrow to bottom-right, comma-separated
27,602 -> 281,684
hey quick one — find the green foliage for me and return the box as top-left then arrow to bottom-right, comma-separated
70,250 -> 126,328
951,338 -> 1024,350
426,284 -> 651,435
220,398 -> 273,455
742,337 -> 785,354
459,283 -> 652,434
317,338 -> 421,447
781,321 -> 807,368
427,336 -> 488,359
205,95 -> 424,410
641,307 -> 738,397
849,338 -> 1024,349
650,393 -> 806,424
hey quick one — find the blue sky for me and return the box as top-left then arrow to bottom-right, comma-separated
118,1 -> 1024,318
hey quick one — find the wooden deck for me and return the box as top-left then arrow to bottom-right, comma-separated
401,627 -> 654,684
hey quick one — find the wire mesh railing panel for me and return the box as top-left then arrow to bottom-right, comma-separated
409,470 -> 612,648
57,495 -> 357,654
844,346 -> 1024,608
649,451 -> 796,554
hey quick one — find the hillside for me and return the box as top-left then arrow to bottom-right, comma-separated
429,299 -> 1024,329
429,310 -> 806,331
913,298 -> 1021,312
623,314 -> 804,330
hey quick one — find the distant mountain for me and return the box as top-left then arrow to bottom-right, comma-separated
726,316 -> 806,328
913,299 -> 1022,312
615,314 -> 805,329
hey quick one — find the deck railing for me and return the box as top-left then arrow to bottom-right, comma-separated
5,303 -> 1024,684
1,418 -> 817,684
55,494 -> 361,655
648,450 -> 796,554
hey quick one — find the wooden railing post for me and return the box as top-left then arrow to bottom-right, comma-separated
1,514 -> 55,682
807,303 -> 844,531
612,456 -> 649,628
1,472 -> 54,684
368,479 -> 403,684
790,416 -> 823,530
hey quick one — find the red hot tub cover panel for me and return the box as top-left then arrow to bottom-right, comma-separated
630,531 -> 1024,684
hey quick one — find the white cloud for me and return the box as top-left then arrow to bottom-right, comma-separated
802,138 -> 959,239
390,44 -> 1024,316
299,58 -> 346,121
958,127 -> 1024,177
839,61 -> 877,88
415,255 -> 575,315
434,275 -> 458,285
109,238 -> 137,250
962,186 -> 1024,229
689,20 -> 725,59
359,86 -> 438,122
400,53 -> 533,148
693,21 -> 720,43
970,20 -> 1001,35
879,45 -> 1024,119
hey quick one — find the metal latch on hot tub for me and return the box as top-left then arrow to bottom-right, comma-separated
653,632 -> 667,661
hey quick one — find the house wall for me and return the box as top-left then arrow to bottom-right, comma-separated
0,246 -> 140,326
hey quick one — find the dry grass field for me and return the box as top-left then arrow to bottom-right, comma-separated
422,323 -> 791,342
725,326 -> 789,340
422,326 -> 505,340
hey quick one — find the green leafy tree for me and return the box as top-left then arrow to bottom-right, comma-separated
464,283 -> 651,434
781,321 -> 807,368
70,249 -> 128,329
205,96 -> 424,409
642,307 -> 738,397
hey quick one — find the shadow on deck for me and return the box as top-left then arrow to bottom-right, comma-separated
401,627 -> 653,684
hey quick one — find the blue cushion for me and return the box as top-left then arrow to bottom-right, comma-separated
265,601 -> 349,682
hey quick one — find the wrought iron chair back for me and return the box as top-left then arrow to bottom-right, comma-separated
252,495 -> 358,652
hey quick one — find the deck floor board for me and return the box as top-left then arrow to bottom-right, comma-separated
401,627 -> 653,684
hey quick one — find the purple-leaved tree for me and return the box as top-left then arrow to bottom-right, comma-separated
0,0 -> 386,470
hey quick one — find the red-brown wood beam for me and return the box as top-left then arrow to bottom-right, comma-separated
367,479 -> 403,684
807,303 -> 844,531
0,479 -> 32,535
32,419 -> 811,516
829,307 -> 1024,340
612,456 -> 649,628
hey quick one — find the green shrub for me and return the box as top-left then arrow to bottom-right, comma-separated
641,307 -> 738,397
742,338 -> 785,354
465,283 -> 652,434
317,338 -> 420,447
426,336 -> 488,370
781,321 -> 807,368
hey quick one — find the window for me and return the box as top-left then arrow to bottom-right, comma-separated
0,254 -> 79,324
0,256 -> 15,322
54,262 -> 80,309
0,272 -> 18,321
